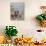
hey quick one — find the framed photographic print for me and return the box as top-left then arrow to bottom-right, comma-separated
10,3 -> 24,20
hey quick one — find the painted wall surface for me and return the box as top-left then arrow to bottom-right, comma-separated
0,0 -> 46,41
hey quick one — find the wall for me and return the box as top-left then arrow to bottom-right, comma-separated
0,0 -> 46,41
